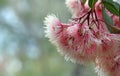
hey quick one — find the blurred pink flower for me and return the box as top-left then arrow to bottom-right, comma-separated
65,0 -> 89,17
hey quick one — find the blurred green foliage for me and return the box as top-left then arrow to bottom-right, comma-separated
0,0 -> 97,76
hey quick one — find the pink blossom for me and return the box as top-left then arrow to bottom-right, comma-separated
65,0 -> 89,17
44,5 -> 120,65
44,15 -> 102,64
95,55 -> 120,76
63,23 -> 100,63
111,16 -> 120,28
97,33 -> 120,57
44,0 -> 120,76
44,14 -> 64,45
95,38 -> 120,76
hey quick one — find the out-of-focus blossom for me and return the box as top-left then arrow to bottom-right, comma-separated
65,0 -> 89,17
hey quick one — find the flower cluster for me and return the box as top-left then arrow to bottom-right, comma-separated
44,0 -> 120,76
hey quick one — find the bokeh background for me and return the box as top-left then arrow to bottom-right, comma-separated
0,0 -> 97,76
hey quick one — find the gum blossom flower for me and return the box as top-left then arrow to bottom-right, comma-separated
95,54 -> 120,76
44,0 -> 120,76
65,0 -> 89,17
44,15 -> 101,64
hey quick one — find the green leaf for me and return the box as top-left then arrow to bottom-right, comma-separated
102,8 -> 120,33
102,0 -> 119,16
102,8 -> 114,30
82,0 -> 86,4
113,1 -> 120,17
88,0 -> 98,8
